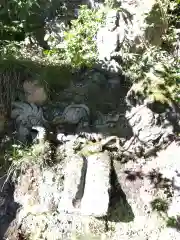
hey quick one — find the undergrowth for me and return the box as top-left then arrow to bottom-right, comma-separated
121,0 -> 180,106
0,5 -> 106,69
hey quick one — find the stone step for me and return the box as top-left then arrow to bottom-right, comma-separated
58,151 -> 111,217
80,152 -> 111,217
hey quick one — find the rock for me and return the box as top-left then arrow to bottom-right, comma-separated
105,9 -> 119,31
3,123 -> 180,240
42,103 -> 65,121
0,114 -> 6,134
62,104 -> 90,124
80,152 -> 111,217
0,176 -> 19,240
23,80 -> 47,105
38,166 -> 64,212
4,133 -> 112,239
11,102 -> 90,143
108,77 -> 120,89
11,101 -> 45,143
58,155 -> 86,214
17,125 -> 32,143
96,9 -> 120,60
112,143 -> 180,240
126,105 -> 174,147
31,126 -> 47,144
149,142 -> 180,219
96,27 -> 119,60
11,102 -> 45,127
96,0 -> 169,66
120,0 -> 168,48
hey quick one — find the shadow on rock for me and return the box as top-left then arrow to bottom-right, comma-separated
124,169 -> 144,182
147,100 -> 180,134
0,176 -> 20,240
147,169 -> 173,197
107,161 -> 135,223
62,63 -> 134,139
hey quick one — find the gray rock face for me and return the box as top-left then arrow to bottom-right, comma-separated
80,151 -> 111,217
11,102 -> 90,143
58,154 -> 86,214
6,132 -> 113,239
96,10 -> 120,61
126,105 -> 164,144
62,104 -> 90,124
11,102 -> 45,143
96,27 -> 119,61
125,104 -> 176,155
148,142 -> 180,219
38,166 -> 64,212
11,102 -> 45,127
56,134 -> 112,217
0,176 -> 19,240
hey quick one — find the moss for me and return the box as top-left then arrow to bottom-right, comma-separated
151,198 -> 169,213
1,58 -> 73,90
129,65 -> 179,107
39,64 -> 73,91
78,142 -> 102,157
148,92 -> 170,105
0,56 -> 74,106
166,216 -> 180,229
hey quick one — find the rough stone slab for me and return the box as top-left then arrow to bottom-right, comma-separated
58,155 -> 86,214
80,152 -> 111,217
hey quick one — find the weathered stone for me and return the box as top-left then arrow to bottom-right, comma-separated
23,80 -> 47,105
105,10 -> 119,31
108,77 -> 120,89
62,104 -> 90,124
11,102 -> 44,127
120,0 -> 168,48
58,155 -> 86,214
126,105 -> 168,145
38,167 -> 64,212
80,152 -> 111,217
11,101 -> 45,143
17,125 -> 32,143
96,27 -> 119,60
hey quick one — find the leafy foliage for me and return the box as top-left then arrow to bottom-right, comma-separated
166,216 -> 180,229
151,198 -> 169,212
63,5 -> 105,69
125,48 -> 180,105
0,0 -> 66,51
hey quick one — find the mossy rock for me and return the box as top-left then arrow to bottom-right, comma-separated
145,3 -> 168,46
39,64 -> 73,91
0,57 -> 42,77
0,57 -> 73,90
128,69 -> 176,108
148,92 -> 170,105
0,57 -> 74,104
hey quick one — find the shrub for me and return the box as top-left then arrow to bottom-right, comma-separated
63,5 -> 105,69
